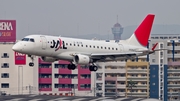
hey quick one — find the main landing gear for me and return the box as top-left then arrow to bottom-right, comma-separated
67,63 -> 98,72
28,55 -> 34,67
89,65 -> 98,72
67,64 -> 76,70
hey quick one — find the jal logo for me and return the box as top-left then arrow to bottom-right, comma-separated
0,22 -> 13,30
15,52 -> 25,56
50,38 -> 67,51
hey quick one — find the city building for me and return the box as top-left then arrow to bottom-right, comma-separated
0,42 -> 39,95
0,43 -> 96,96
126,59 -> 149,98
95,59 -> 150,98
149,34 -> 180,101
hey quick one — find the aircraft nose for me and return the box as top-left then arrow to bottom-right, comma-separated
12,44 -> 21,52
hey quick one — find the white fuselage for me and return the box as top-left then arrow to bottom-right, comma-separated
13,35 -> 147,62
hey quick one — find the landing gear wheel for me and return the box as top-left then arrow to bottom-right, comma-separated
93,66 -> 98,71
28,55 -> 35,67
29,62 -> 34,67
89,66 -> 93,71
67,64 -> 76,70
71,64 -> 76,70
89,65 -> 98,71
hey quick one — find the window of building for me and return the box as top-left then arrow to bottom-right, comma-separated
1,53 -> 9,58
152,83 -> 155,85
160,59 -> 163,63
1,83 -> 9,88
160,44 -> 163,48
1,63 -> 9,68
80,84 -> 91,89
152,75 -> 155,77
1,73 -> 9,78
152,59 -> 155,63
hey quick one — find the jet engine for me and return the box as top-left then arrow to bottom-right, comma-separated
74,54 -> 90,65
41,56 -> 58,62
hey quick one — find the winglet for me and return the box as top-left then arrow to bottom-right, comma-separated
152,43 -> 158,51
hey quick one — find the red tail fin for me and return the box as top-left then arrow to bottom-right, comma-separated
134,14 -> 155,47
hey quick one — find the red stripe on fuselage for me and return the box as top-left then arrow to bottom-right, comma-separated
55,38 -> 62,51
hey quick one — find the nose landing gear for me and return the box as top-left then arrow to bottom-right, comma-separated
29,62 -> 34,66
28,55 -> 35,67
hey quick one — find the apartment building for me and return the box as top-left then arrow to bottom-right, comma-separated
38,58 -> 93,96
149,34 -> 180,101
95,60 -> 150,98
95,62 -> 126,97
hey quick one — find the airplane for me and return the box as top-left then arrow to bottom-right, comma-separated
12,14 -> 159,71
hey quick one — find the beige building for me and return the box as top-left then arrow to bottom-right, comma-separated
125,59 -> 149,98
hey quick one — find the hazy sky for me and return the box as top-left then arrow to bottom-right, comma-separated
0,0 -> 180,39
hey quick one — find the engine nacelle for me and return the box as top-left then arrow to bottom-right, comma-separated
41,56 -> 58,62
74,54 -> 90,65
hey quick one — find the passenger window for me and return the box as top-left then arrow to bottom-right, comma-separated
93,46 -> 95,48
105,47 -> 106,49
70,43 -> 72,46
74,44 -> 76,46
101,46 -> 103,49
97,46 -> 99,48
86,45 -> 88,47
108,47 -> 110,50
112,48 -> 114,50
90,45 -> 91,48
116,48 -> 118,50
30,38 -> 34,42
81,45 -> 83,47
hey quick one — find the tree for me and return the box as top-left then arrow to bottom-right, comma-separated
126,79 -> 137,97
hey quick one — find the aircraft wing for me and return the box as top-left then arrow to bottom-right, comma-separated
90,52 -> 142,61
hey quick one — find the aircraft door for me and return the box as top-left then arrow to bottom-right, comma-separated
118,44 -> 124,52
40,36 -> 47,50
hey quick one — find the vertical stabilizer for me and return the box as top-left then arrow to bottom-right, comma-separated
127,14 -> 155,48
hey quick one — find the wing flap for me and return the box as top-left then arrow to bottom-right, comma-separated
90,52 -> 142,61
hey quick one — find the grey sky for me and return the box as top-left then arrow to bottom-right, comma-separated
0,0 -> 180,39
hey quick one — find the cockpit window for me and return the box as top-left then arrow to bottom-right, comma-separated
30,38 -> 35,42
21,38 -> 29,41
21,38 -> 35,42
